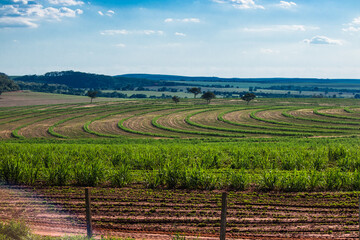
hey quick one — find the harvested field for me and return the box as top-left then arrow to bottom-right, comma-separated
1,99 -> 360,139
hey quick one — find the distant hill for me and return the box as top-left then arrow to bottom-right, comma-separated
11,71 -> 360,91
120,74 -> 360,84
13,71 -> 167,89
0,73 -> 20,94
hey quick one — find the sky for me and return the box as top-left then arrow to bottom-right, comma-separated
1,0 -> 360,78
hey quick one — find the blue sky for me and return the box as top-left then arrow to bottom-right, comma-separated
1,0 -> 360,78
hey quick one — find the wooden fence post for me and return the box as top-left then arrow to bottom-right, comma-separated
220,192 -> 227,240
85,188 -> 93,239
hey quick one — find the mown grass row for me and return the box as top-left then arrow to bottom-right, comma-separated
117,107 -> 180,138
282,109 -> 360,125
185,109 -> 313,137
1,103 -> 104,127
83,106 -> 157,138
151,108 -> 246,138
11,106 -> 111,139
10,103 -> 133,139
0,105 -> 48,120
344,107 -> 354,113
0,102 -> 88,121
49,105 -> 137,138
218,109 -> 344,134
313,107 -> 360,120
248,108 -> 355,132
250,108 -> 360,132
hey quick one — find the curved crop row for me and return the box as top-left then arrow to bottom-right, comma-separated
218,109 -> 343,134
152,108 -> 246,138
11,113 -> 64,139
344,107 -> 355,113
185,109 -> 313,137
0,103 -> 98,126
282,109 -> 360,126
313,107 -> 360,120
49,105 -> 126,138
84,107 -> 159,138
118,107 -> 180,138
11,104 -> 118,139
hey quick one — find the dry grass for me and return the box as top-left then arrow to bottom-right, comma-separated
0,91 -> 122,107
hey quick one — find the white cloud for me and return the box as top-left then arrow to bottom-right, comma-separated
303,36 -> 343,45
48,0 -> 84,6
106,10 -> 114,16
98,10 -> 114,17
100,29 -> 164,36
12,0 -> 28,4
343,17 -> 360,32
100,29 -> 129,35
32,7 -> 83,20
0,1 -> 83,28
213,0 -> 264,10
115,43 -> 126,48
260,48 -> 279,54
144,30 -> 164,35
164,18 -> 200,23
175,32 -> 186,37
243,25 -> 316,32
0,16 -> 37,28
343,26 -> 360,32
278,1 -> 296,9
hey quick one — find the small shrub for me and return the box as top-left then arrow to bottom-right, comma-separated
74,160 -> 105,187
308,170 -> 323,191
111,165 -> 132,187
328,146 -> 347,162
0,221 -> 30,240
182,167 -> 218,190
324,168 -> 344,191
0,157 -> 23,184
350,170 -> 360,191
46,160 -> 71,186
226,169 -> 249,191
279,170 -> 308,192
163,162 -> 186,189
144,170 -> 162,189
258,169 -> 279,191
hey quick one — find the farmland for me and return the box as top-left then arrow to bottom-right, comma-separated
2,92 -> 360,238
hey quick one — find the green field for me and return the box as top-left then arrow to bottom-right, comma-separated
2,92 -> 360,239
1,92 -> 360,191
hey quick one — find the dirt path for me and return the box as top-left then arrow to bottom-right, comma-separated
0,185 -> 86,237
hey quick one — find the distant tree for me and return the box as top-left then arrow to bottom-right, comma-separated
130,94 -> 147,98
0,73 -> 20,93
355,94 -> 360,99
172,96 -> 180,104
201,91 -> 216,104
188,87 -> 202,98
241,92 -> 256,105
87,90 -> 98,103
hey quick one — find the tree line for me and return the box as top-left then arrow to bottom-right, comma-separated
0,73 -> 20,95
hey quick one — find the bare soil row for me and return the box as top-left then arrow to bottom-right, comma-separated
17,186 -> 360,239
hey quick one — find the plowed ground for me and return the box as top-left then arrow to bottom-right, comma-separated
2,185 -> 357,240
